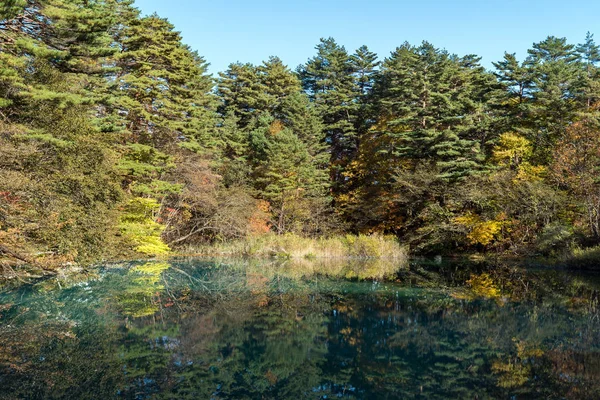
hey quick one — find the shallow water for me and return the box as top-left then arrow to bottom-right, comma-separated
0,259 -> 599,399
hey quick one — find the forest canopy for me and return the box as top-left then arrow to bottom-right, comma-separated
2,0 -> 600,269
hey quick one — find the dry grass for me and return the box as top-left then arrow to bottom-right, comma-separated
191,256 -> 406,282
175,234 -> 408,280
180,233 -> 407,260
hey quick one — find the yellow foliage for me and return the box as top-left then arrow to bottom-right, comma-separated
343,160 -> 366,180
119,197 -> 170,256
118,262 -> 171,317
491,339 -> 544,389
492,132 -> 532,166
514,338 -> 544,358
133,261 -> 170,274
454,213 -> 503,246
370,115 -> 410,134
514,163 -> 546,183
269,120 -> 284,135
492,360 -> 530,388
469,220 -> 502,246
466,273 -> 501,299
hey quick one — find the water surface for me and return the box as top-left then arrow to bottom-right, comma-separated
0,259 -> 599,399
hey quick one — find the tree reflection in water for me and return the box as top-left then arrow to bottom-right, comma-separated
0,259 -> 598,399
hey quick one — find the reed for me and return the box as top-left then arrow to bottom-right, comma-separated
179,233 -> 407,261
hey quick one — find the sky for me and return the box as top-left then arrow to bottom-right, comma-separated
134,0 -> 599,75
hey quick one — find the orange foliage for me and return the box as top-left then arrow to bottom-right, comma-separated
265,370 -> 278,385
551,120 -> 600,192
269,120 -> 285,135
551,119 -> 600,236
248,200 -> 271,235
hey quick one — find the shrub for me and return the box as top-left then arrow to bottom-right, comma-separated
565,246 -> 600,270
119,198 -> 170,256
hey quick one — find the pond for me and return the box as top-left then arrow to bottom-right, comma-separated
0,259 -> 599,399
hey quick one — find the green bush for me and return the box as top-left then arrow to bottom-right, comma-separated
565,246 -> 600,270
119,198 -> 170,256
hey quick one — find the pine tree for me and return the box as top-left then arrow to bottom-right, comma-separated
0,0 -> 125,263
351,45 -> 380,96
217,57 -> 301,129
577,32 -> 600,69
258,56 -> 301,118
491,52 -> 536,136
523,36 -> 583,162
218,111 -> 251,187
216,57 -> 329,200
106,11 -> 222,255
336,42 -> 498,235
576,32 -> 600,112
0,0 -> 27,19
279,92 -> 327,160
111,13 -> 216,149
250,114 -> 330,234
217,62 -> 267,129
299,37 -> 361,192
375,42 -> 494,180
1,0 -> 119,118
350,45 -> 380,151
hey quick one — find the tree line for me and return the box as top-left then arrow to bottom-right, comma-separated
1,0 -> 600,268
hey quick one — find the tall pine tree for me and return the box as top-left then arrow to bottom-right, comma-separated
299,38 -> 361,193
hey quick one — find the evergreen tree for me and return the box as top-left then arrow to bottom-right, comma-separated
217,62 -> 267,129
258,56 -> 301,118
0,0 -> 27,19
491,52 -> 536,135
250,114 -> 330,234
351,45 -> 379,96
1,0 -> 118,118
375,42 -> 495,180
215,56 -> 332,235
0,0 -> 125,263
218,111 -> 251,187
279,92 -> 327,160
523,36 -> 582,162
337,42 -> 499,237
350,45 -> 380,151
112,13 -> 216,150
299,38 -> 361,192
576,32 -> 600,111
217,57 -> 301,129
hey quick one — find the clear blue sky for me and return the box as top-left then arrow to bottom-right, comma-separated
134,0 -> 599,75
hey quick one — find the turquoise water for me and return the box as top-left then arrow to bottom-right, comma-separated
0,259 -> 599,399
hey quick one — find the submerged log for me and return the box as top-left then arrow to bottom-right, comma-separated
0,243 -> 33,264
0,243 -> 56,273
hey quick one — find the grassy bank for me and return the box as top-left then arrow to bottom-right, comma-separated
196,257 -> 407,281
177,233 -> 407,260
563,246 -> 600,270
1,234 -> 407,285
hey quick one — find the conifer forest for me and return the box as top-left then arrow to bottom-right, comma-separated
2,1 -> 600,269
2,2 -> 600,400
